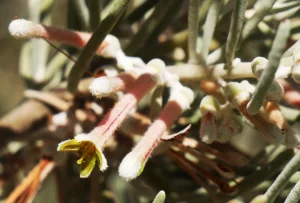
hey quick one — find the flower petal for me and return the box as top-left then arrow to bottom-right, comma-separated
200,113 -> 217,144
57,139 -> 81,151
95,150 -> 108,171
80,154 -> 96,178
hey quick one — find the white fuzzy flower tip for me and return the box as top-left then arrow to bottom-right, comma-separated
147,59 -> 166,72
118,152 -> 144,181
169,86 -> 194,111
9,19 -> 36,39
146,59 -> 167,83
89,77 -> 113,98
100,35 -> 121,58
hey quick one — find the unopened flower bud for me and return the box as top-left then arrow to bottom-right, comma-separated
251,57 -> 268,77
119,86 -> 194,181
224,81 -> 252,108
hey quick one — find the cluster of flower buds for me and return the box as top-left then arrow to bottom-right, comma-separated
10,18 -> 300,182
8,18 -> 195,179
58,58 -> 193,178
224,81 -> 300,148
199,95 -> 243,144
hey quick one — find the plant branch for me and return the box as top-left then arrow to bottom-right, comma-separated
284,180 -> 300,203
247,20 -> 290,115
188,0 -> 201,64
225,0 -> 247,68
264,151 -> 300,203
199,0 -> 222,64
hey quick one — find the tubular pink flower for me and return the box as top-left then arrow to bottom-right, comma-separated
9,19 -> 120,57
58,73 -> 157,177
119,86 -> 194,181
92,73 -> 157,143
119,101 -> 183,181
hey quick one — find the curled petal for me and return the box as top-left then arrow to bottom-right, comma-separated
95,150 -> 108,171
161,125 -> 191,141
80,154 -> 96,178
57,139 -> 81,151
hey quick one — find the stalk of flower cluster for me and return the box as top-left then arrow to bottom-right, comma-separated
9,19 -> 120,57
89,72 -> 138,98
119,85 -> 194,181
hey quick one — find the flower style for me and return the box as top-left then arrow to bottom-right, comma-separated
8,19 -> 145,70
118,84 -> 194,181
9,19 -> 117,57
